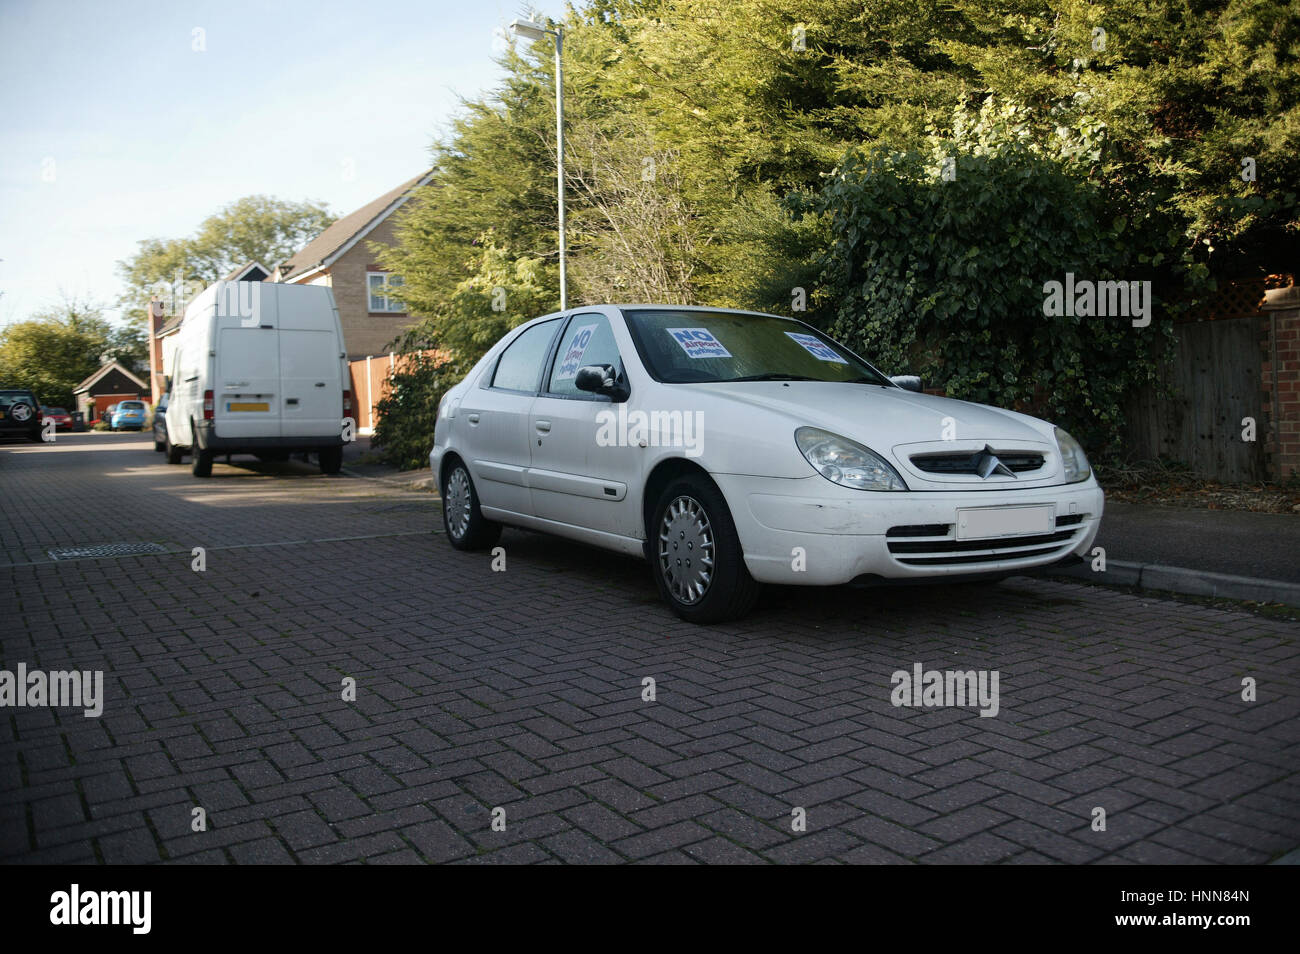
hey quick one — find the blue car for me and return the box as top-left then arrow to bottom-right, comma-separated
111,400 -> 148,431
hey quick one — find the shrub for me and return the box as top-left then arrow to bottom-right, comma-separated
371,352 -> 460,471
811,143 -> 1187,456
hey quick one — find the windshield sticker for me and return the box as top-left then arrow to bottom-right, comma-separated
786,331 -> 848,364
555,323 -> 599,379
668,328 -> 732,359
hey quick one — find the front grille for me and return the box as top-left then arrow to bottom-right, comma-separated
911,450 -> 1045,475
885,515 -> 1086,568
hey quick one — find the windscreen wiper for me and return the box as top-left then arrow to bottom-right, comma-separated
730,373 -> 819,382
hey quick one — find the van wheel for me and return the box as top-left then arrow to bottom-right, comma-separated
318,447 -> 343,474
165,434 -> 183,464
650,474 -> 761,624
191,444 -> 213,477
442,461 -> 500,550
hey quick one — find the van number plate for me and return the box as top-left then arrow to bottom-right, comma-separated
955,505 -> 1054,540
227,402 -> 269,412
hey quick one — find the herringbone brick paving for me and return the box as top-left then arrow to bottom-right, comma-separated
1,433 -> 1297,863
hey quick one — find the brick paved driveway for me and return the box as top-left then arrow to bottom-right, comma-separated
2,433 -> 1297,864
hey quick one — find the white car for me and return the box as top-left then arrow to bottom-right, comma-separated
430,305 -> 1103,623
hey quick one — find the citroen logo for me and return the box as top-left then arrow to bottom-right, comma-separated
975,444 -> 1016,479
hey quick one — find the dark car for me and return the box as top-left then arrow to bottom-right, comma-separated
0,387 -> 43,442
152,393 -> 168,451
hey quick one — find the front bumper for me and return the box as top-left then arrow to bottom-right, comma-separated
713,472 -> 1104,586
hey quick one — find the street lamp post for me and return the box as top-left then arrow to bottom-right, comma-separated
510,18 -> 566,310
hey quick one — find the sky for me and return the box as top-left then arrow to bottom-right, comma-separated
0,0 -> 566,327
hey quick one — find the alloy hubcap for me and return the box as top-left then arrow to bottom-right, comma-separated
445,468 -> 473,539
658,495 -> 715,604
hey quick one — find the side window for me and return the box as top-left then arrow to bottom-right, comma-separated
547,314 -> 621,397
490,319 -> 562,392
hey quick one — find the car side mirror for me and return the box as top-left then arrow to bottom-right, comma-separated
889,374 -> 923,393
575,364 -> 629,401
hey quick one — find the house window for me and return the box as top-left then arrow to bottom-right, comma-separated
367,272 -> 405,313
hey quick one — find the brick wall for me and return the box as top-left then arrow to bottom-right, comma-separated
1262,286 -> 1300,479
148,302 -> 166,404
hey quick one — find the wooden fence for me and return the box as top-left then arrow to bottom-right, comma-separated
348,350 -> 445,433
1125,317 -> 1267,481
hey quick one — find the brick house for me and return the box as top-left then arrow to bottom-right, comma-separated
72,361 -> 148,424
271,171 -> 433,358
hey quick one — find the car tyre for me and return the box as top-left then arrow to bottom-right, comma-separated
318,446 -> 342,475
442,460 -> 501,550
191,425 -> 213,478
650,474 -> 760,624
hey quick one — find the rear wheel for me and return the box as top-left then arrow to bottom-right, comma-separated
650,474 -> 761,624
165,432 -> 183,464
153,436 -> 165,452
442,460 -> 500,550
191,424 -> 213,477
318,446 -> 342,474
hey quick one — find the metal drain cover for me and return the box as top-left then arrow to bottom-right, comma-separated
48,542 -> 169,561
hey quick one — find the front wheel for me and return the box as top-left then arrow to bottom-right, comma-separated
191,426 -> 213,478
650,475 -> 760,624
442,461 -> 500,550
165,433 -> 183,464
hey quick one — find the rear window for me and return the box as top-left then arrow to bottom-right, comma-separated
0,390 -> 36,405
119,401 -> 145,410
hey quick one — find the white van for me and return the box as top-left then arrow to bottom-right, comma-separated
163,281 -> 352,477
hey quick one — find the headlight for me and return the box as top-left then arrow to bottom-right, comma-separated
795,427 -> 907,491
1055,426 -> 1091,483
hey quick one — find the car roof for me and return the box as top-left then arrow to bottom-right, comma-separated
516,304 -> 791,329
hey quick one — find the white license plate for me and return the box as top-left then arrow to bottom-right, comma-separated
955,504 -> 1054,540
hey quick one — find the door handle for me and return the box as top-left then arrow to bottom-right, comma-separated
467,413 -> 481,424
534,420 -> 551,433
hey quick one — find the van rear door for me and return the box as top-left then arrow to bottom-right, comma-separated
277,285 -> 343,439
216,323 -> 280,438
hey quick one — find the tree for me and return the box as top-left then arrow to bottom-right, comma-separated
374,0 -> 1298,467
116,196 -> 334,324
0,298 -> 115,409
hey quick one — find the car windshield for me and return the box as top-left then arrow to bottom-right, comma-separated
622,308 -> 891,386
